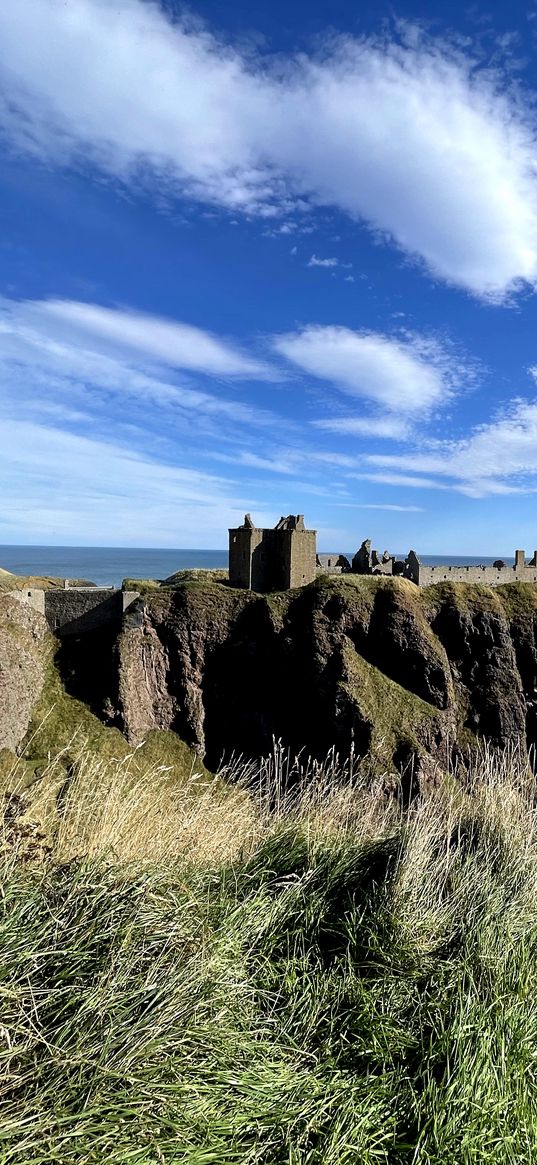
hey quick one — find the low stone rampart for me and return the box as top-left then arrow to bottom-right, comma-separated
415,565 -> 537,587
10,588 -> 139,635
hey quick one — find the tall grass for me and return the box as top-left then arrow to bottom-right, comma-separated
1,742 -> 537,1162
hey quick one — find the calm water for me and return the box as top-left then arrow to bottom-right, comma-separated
0,546 -> 516,589
0,547 -> 228,588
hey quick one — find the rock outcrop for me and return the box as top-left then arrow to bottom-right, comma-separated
0,595 -> 48,752
5,575 -> 537,782
115,576 -> 537,773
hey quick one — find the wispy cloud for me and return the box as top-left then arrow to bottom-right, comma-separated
275,326 -> 470,417
35,299 -> 273,379
351,471 -> 449,489
338,503 -> 424,512
212,450 -> 299,475
1,1 -> 537,297
314,415 -> 411,439
0,419 -> 251,546
211,448 -> 357,482
307,255 -> 339,268
365,398 -> 537,496
0,297 -> 277,430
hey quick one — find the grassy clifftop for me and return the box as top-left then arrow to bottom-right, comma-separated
0,567 -> 97,591
117,572 -> 531,776
0,588 -> 210,842
4,572 -> 537,809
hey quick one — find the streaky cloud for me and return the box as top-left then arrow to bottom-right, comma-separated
1,1 -> 537,297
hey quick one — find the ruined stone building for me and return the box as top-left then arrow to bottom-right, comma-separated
316,553 -> 351,575
352,540 -> 401,577
229,514 -> 317,592
352,540 -> 537,588
402,548 -> 537,587
229,514 -> 537,593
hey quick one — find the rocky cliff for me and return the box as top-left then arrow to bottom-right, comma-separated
0,595 -> 48,753
0,592 -> 207,794
4,575 -> 537,784
115,575 -> 537,775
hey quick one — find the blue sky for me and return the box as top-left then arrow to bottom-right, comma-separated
2,1 -> 537,552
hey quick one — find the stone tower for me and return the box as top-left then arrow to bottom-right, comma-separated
228,514 -> 317,591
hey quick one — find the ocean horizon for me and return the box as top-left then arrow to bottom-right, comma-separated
0,545 -> 518,590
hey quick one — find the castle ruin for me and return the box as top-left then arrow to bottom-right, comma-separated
229,514 -> 317,591
402,548 -> 537,587
229,516 -> 537,592
351,540 -> 537,587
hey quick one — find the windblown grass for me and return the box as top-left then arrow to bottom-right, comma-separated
1,743 -> 537,1162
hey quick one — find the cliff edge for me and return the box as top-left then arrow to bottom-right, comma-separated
4,574 -> 537,786
116,575 -> 537,774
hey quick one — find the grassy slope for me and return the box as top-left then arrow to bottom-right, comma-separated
1,746 -> 536,1163
2,576 -> 537,1158
0,568 -> 87,591
5,570 -> 535,789
343,644 -> 443,763
0,626 -> 210,842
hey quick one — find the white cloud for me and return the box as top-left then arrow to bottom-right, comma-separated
352,471 -> 448,488
308,451 -> 357,469
0,414 -> 364,545
275,326 -> 464,414
365,398 -> 537,496
339,503 -> 424,512
307,255 -> 339,267
314,415 -> 411,439
0,419 -> 252,546
212,447 -> 356,477
1,1 -> 537,297
213,450 -> 299,475
0,297 -> 276,428
35,299 -> 272,378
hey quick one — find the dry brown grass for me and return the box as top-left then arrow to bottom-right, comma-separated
2,734 -> 405,867
4,731 -> 536,884
2,737 -> 537,1162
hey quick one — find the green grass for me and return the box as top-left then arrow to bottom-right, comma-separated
10,634 -> 211,840
342,643 -> 445,765
0,569 -> 92,591
120,569 -> 229,592
1,744 -> 537,1162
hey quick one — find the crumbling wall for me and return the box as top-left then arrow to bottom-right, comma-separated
417,564 -> 537,587
316,554 -> 351,574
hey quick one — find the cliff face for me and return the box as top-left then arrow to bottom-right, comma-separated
116,576 -> 537,773
0,593 -> 209,798
0,596 -> 48,752
4,576 -> 537,783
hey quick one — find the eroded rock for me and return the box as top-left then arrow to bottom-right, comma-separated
0,596 -> 48,752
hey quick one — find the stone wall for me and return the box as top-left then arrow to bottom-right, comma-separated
316,554 -> 351,574
286,529 -> 317,589
416,564 -> 537,587
229,528 -> 284,591
11,588 -> 139,635
229,527 -> 256,588
9,588 -> 46,616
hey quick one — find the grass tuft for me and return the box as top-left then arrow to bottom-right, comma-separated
0,742 -> 536,1161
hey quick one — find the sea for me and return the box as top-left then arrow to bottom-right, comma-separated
0,546 -> 517,590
